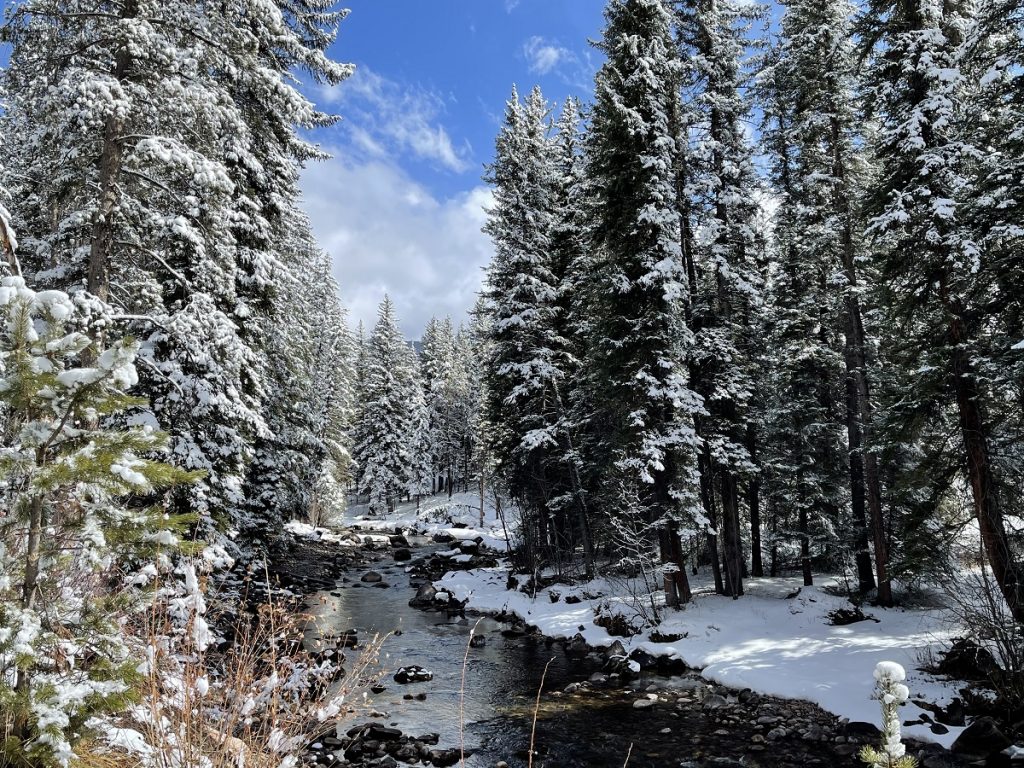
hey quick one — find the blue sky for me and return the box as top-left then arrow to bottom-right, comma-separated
299,1 -> 607,336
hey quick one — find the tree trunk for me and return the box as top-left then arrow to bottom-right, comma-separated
940,277 -> 1024,624
720,472 -> 744,598
14,492 -> 45,738
669,522 -> 692,603
479,471 -> 485,526
832,114 -> 888,602
88,0 -> 137,304
745,424 -> 763,578
660,526 -> 680,609
799,499 -> 813,587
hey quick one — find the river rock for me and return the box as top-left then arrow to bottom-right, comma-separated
409,583 -> 437,608
432,532 -> 454,543
565,633 -> 589,657
702,694 -> 728,711
394,665 -> 434,684
363,724 -> 403,742
950,717 -> 1012,760
393,548 -> 412,562
330,630 -> 358,648
361,571 -> 384,583
389,534 -> 410,548
633,698 -> 656,709
603,640 -> 626,659
629,648 -> 659,670
458,540 -> 479,555
938,698 -> 966,727
428,748 -> 463,766
936,638 -> 1000,681
470,633 -> 486,648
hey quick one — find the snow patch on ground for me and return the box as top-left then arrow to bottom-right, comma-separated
343,491 -> 511,551
283,519 -> 359,546
438,565 -> 967,749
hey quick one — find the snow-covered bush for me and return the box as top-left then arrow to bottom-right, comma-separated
0,276 -> 198,766
859,661 -> 917,768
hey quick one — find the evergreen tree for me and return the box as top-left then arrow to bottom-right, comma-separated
0,276 -> 196,765
675,0 -> 765,597
759,0 -> 885,594
583,0 -> 704,605
356,296 -> 416,516
0,0 -> 352,531
482,85 -> 569,564
862,0 -> 1024,620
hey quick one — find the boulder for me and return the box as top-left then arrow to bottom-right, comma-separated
408,583 -> 437,608
389,534 -> 411,548
938,698 -> 966,727
937,638 -> 1000,681
364,723 -> 403,742
427,748 -> 463,766
629,647 -> 660,670
361,571 -> 384,583
950,717 -> 1012,760
565,633 -> 589,657
393,548 -> 412,562
393,665 -> 434,684
702,693 -> 729,711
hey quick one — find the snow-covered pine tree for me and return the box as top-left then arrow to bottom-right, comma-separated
482,85 -> 574,565
675,0 -> 765,597
350,320 -> 372,497
582,0 -> 704,605
356,296 -> 416,516
213,0 -> 352,531
406,363 -> 434,507
0,0 -> 353,533
0,276 -> 197,766
758,0 -> 884,593
420,316 -> 465,496
2,0 -> 261,528
862,0 -> 1024,621
547,97 -> 596,573
955,0 -> 1024,606
242,226 -> 355,532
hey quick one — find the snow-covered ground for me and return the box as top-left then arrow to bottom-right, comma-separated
438,565 -> 968,749
341,491 -> 511,551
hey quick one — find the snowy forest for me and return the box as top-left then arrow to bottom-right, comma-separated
0,0 -> 1022,766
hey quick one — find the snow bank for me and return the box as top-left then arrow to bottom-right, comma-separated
343,491 -> 510,551
438,566 -> 966,748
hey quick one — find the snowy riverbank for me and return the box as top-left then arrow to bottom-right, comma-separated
317,493 -> 999,753
437,564 -> 967,749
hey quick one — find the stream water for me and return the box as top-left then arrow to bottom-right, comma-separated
306,550 -> 856,768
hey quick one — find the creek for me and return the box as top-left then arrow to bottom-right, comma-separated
305,547 -> 862,768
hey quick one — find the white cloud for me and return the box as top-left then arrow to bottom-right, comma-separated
300,154 -> 494,338
319,67 -> 472,173
523,36 -> 572,75
504,0 -> 521,12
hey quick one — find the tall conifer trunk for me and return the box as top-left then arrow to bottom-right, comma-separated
940,277 -> 1024,624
